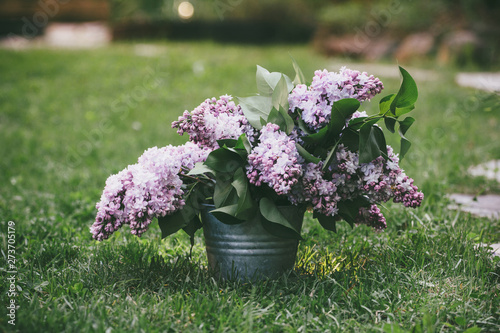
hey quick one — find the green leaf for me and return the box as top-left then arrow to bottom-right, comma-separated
204,148 -> 244,173
225,147 -> 248,161
216,139 -> 238,148
395,105 -> 415,117
302,99 -> 360,147
398,117 -> 415,160
260,117 -> 268,127
158,194 -> 200,238
399,116 -> 415,135
186,162 -> 214,176
328,98 -> 361,137
302,126 -> 328,145
313,146 -> 328,159
313,212 -> 337,232
214,176 -> 238,208
267,107 -> 284,132
182,215 -> 202,239
255,65 -> 293,97
290,55 -> 306,85
259,197 -> 302,239
235,133 -> 252,154
231,168 -> 256,218
267,105 -> 294,134
238,95 -> 273,129
332,98 -> 361,118
340,128 -> 359,152
400,137 -> 411,160
210,205 -> 245,224
279,105 -> 295,134
323,146 -> 338,170
271,75 -> 290,111
379,93 -> 395,115
463,327 -> 481,333
337,198 -> 370,227
230,169 -> 247,197
359,124 -> 388,163
157,212 -> 189,239
390,66 -> 418,112
296,113 -> 313,135
347,117 -> 367,130
296,143 -> 321,164
384,117 -> 397,133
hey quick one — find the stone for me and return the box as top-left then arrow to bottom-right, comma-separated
319,33 -> 396,61
44,22 -> 111,49
321,34 -> 365,57
448,193 -> 500,219
468,160 -> 500,182
478,243 -> 500,257
455,73 -> 500,93
490,243 -> 500,257
437,30 -> 481,65
394,32 -> 435,62
364,38 -> 397,61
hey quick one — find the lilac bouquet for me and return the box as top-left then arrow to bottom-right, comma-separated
91,62 -> 423,242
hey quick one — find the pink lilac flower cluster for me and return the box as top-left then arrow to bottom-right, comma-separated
172,95 -> 253,149
288,67 -> 383,130
90,142 -> 210,241
246,123 -> 303,195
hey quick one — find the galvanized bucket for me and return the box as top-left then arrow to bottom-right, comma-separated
202,205 -> 301,281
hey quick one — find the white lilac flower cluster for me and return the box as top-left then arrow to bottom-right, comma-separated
288,67 -> 384,131
246,123 -> 303,195
90,142 -> 209,241
172,94 -> 253,149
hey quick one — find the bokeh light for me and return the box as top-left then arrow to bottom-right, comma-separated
178,1 -> 194,20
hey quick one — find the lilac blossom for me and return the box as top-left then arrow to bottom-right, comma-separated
246,123 -> 303,195
288,162 -> 340,217
356,204 -> 387,230
172,95 -> 254,149
288,67 -> 384,130
393,175 -> 424,208
90,142 -> 210,241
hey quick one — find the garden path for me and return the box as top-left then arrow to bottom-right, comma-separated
448,160 -> 500,258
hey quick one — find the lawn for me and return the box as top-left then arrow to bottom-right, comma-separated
0,41 -> 499,332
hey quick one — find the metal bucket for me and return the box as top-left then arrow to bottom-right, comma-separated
202,205 -> 301,281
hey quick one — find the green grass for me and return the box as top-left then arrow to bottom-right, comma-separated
1,41 -> 499,332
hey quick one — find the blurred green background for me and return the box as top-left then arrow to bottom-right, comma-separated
1,0 -> 499,68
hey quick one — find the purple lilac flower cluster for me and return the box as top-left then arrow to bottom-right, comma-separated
356,204 -> 387,230
246,123 -> 303,195
285,144 -> 423,228
288,162 -> 340,217
326,145 -> 423,227
172,95 -> 253,149
288,67 -> 383,130
90,142 -> 209,241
